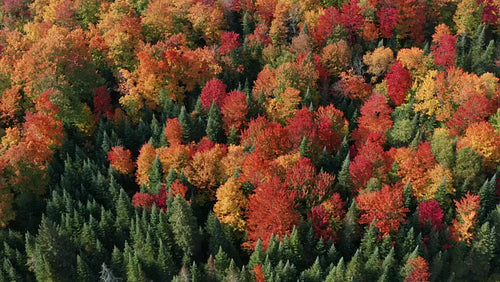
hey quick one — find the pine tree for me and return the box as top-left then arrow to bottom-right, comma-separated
466,222 -> 496,280
341,201 -> 360,259
169,195 -> 198,265
76,255 -> 93,282
248,239 -> 265,271
299,136 -> 311,159
479,175 -> 496,221
365,247 -> 382,281
149,156 -> 163,192
345,249 -> 364,281
178,106 -> 192,143
360,222 -> 378,259
338,154 -> 353,198
214,247 -> 230,280
206,102 -> 225,143
150,115 -> 162,147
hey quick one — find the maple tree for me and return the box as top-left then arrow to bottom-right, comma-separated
313,6 -> 342,46
244,176 -> 300,250
418,200 -> 444,230
404,256 -> 431,282
352,93 -> 393,144
170,179 -> 189,198
386,61 -> 412,105
108,146 -> 134,175
451,192 -> 480,244
165,118 -> 183,146
200,78 -> 228,110
363,46 -> 395,76
93,86 -> 113,120
135,143 -> 157,186
315,104 -> 349,154
356,183 -> 409,236
221,90 -> 248,134
320,40 -> 352,78
457,121 -> 500,170
213,176 -> 248,231
265,87 -> 302,123
338,70 -> 372,101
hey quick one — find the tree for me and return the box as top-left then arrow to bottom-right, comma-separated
213,176 -> 248,231
169,195 -> 198,264
451,192 -> 480,244
165,118 -> 183,146
221,90 -> 248,134
320,41 -> 351,78
356,184 -> 409,236
457,121 -> 500,171
136,143 -> 157,186
386,61 -> 412,106
315,104 -> 349,154
244,177 -> 301,250
338,70 -> 372,101
265,87 -> 302,123
206,102 -> 225,143
431,33 -> 457,69
201,78 -> 227,110
108,146 -> 134,174
418,200 -> 444,230
363,46 -> 395,76
352,93 -> 393,144
403,256 -> 431,282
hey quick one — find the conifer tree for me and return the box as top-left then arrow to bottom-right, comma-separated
206,102 -> 225,143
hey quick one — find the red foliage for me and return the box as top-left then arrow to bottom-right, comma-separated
313,7 -> 342,46
386,61 -> 412,105
431,34 -> 457,69
286,107 -> 318,152
418,200 -> 444,230
254,122 -> 292,160
341,0 -> 364,42
165,118 -> 183,146
108,146 -> 135,174
352,93 -> 393,144
446,93 -> 495,136
315,104 -> 349,154
310,193 -> 345,241
240,152 -> 275,187
244,176 -> 301,250
481,0 -> 499,27
200,77 -> 227,110
405,256 -> 431,282
132,192 -> 154,209
93,86 -> 113,119
241,116 -> 270,147
377,7 -> 398,38
221,90 -> 248,133
170,180 -> 189,198
195,136 -> 216,154
218,31 -> 241,55
356,183 -> 409,236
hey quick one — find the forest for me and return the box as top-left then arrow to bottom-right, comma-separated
0,0 -> 499,281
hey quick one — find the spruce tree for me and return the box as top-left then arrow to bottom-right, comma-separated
206,102 -> 225,143
178,106 -> 192,143
341,201 -> 360,259
168,195 -> 198,265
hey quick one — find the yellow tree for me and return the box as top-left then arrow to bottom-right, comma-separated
135,143 -> 157,186
213,176 -> 248,231
265,87 -> 302,123
457,121 -> 500,171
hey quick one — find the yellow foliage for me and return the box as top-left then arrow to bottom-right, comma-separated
214,176 -> 248,231
396,47 -> 428,76
266,87 -> 302,123
413,70 -> 440,117
274,152 -> 301,172
221,145 -> 247,178
157,144 -> 191,176
457,122 -> 500,170
184,144 -> 227,196
321,40 -> 351,77
425,164 -> 454,201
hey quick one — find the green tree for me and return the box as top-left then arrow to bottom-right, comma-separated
206,102 -> 225,143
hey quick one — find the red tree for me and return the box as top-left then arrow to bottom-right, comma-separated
418,200 -> 444,230
218,31 -> 241,55
386,61 -> 412,105
313,7 -> 341,46
315,104 -> 349,154
356,183 -> 409,236
93,86 -> 113,119
200,77 -> 227,109
221,90 -> 248,133
352,93 -> 393,144
446,93 -> 495,136
377,7 -> 398,38
405,256 -> 431,282
244,176 -> 301,250
286,107 -> 318,152
431,34 -> 457,69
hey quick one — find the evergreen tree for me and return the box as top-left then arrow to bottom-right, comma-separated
341,201 -> 360,259
178,106 -> 192,143
466,222 -> 496,280
338,154 -> 353,198
76,255 -> 93,282
345,249 -> 364,281
206,102 -> 225,143
479,175 -> 496,221
168,195 -> 198,265
248,239 -> 265,271
149,156 -> 163,192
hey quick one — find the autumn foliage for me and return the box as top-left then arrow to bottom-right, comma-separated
108,146 -> 134,174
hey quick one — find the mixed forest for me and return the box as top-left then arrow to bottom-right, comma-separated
0,0 -> 499,281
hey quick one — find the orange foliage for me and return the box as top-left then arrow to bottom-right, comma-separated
165,118 -> 183,146
135,143 -> 157,186
363,46 -> 395,76
221,90 -> 248,134
356,183 -> 409,236
108,146 -> 135,174
315,104 -> 349,154
157,144 -> 191,175
339,70 -> 372,101
352,93 -> 393,144
320,40 -> 352,77
170,180 -> 189,198
405,256 -> 431,282
451,192 -> 480,244
244,176 -> 300,250
457,121 -> 500,170
184,144 -> 227,197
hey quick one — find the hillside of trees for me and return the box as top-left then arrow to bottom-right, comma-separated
0,0 -> 499,281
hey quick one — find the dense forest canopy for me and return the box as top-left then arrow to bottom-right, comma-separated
0,0 -> 499,281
